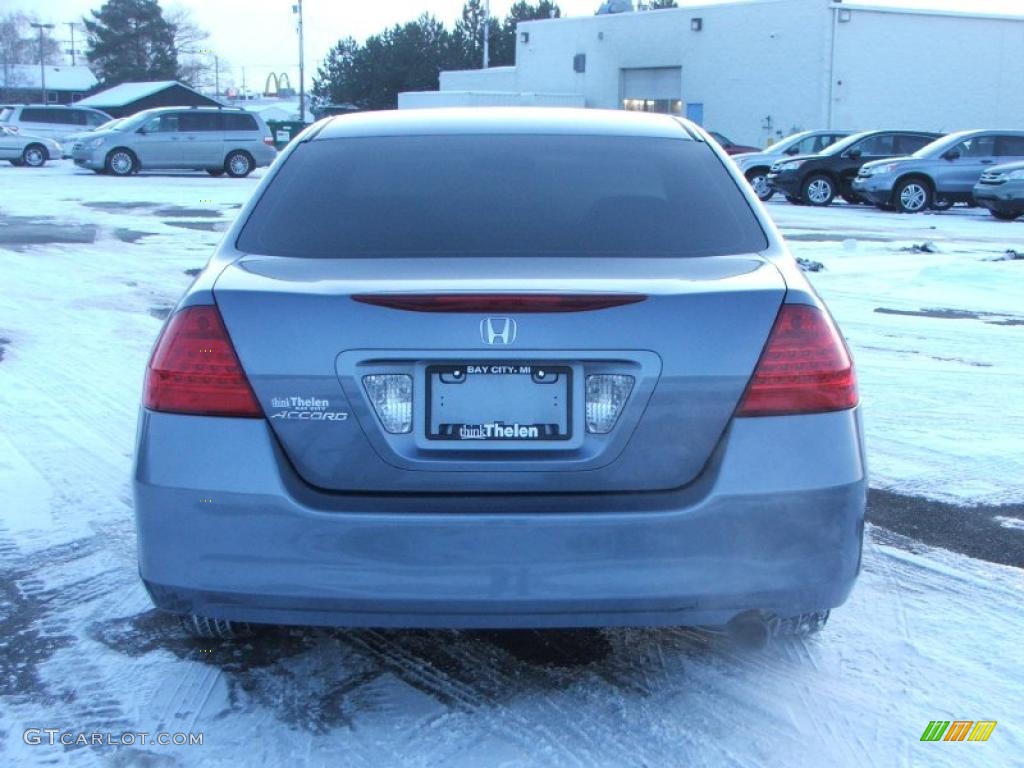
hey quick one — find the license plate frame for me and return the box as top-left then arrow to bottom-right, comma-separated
425,362 -> 573,442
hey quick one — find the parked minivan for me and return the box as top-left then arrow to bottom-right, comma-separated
853,130 -> 1024,213
0,104 -> 113,144
70,106 -> 277,177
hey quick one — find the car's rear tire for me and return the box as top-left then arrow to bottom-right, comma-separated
894,177 -> 932,213
179,614 -> 256,640
224,150 -> 254,178
802,174 -> 835,206
745,168 -> 773,201
105,148 -> 137,176
990,209 -> 1021,221
22,144 -> 48,167
206,168 -> 225,177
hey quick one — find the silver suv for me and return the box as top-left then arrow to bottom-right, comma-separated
853,130 -> 1024,213
733,129 -> 852,201
70,106 -> 277,177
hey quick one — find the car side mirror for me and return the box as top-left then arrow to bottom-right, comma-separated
784,146 -> 800,156
844,148 -> 862,160
943,148 -> 961,161
136,127 -> 147,135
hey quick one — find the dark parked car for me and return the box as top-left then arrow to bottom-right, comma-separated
708,131 -> 760,156
767,130 -> 942,206
734,129 -> 853,201
973,160 -> 1024,220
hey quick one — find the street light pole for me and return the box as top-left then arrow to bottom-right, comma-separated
483,0 -> 490,69
29,23 -> 54,104
293,1 -> 305,123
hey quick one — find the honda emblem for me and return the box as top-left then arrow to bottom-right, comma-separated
480,317 -> 517,345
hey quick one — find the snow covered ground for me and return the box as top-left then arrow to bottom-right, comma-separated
0,164 -> 1022,766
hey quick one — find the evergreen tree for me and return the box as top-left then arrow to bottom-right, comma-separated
84,0 -> 179,86
311,2 -> 563,110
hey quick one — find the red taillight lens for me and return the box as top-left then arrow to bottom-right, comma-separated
143,306 -> 262,418
352,293 -> 646,313
736,304 -> 858,417
263,136 -> 275,147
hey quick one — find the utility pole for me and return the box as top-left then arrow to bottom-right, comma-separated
483,0 -> 490,69
29,23 -> 54,104
65,21 -> 82,66
214,55 -> 220,97
293,1 -> 305,123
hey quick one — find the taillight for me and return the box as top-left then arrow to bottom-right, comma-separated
263,136 -> 275,147
352,294 -> 646,313
143,305 -> 262,418
736,304 -> 857,417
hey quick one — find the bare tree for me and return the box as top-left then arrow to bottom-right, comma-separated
1,13 -> 64,100
165,4 -> 227,92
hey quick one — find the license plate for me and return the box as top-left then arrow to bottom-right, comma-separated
426,363 -> 572,441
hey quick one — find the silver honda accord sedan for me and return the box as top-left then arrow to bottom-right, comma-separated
134,108 -> 865,641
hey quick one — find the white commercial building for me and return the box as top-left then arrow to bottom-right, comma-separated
403,0 -> 1024,147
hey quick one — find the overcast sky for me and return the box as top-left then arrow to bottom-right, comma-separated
11,0 -> 1023,92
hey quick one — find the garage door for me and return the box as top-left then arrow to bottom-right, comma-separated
621,67 -> 682,114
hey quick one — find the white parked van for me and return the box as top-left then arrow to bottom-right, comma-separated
0,105 -> 113,144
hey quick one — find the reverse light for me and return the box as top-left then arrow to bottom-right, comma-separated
585,374 -> 634,433
143,305 -> 262,417
363,374 -> 413,433
736,304 -> 857,417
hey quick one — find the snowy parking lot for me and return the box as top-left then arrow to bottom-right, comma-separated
1,163 -> 1022,766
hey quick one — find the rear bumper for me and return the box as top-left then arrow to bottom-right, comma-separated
250,144 -> 278,167
134,408 -> 867,629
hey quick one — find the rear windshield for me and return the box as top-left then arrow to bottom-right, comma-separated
237,134 -> 767,258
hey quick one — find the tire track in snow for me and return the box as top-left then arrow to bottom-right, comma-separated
344,630 -> 600,767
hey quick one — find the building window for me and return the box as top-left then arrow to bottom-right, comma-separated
47,91 -> 59,103
573,53 -> 586,73
622,99 -> 682,115
691,18 -> 703,31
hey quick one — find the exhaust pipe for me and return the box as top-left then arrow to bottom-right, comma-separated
726,611 -> 771,648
